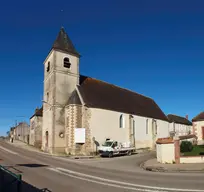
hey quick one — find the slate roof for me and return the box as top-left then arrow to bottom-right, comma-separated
52,27 -> 80,57
167,114 -> 192,125
76,75 -> 168,121
192,112 -> 204,122
68,90 -> 82,105
30,107 -> 43,119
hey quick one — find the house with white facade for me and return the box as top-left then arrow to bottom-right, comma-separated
29,107 -> 43,148
167,114 -> 192,137
192,112 -> 204,145
41,27 -> 170,155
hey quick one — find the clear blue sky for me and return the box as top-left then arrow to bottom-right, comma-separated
0,0 -> 204,135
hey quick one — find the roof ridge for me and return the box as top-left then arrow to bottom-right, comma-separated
167,114 -> 186,119
86,76 -> 154,101
192,111 -> 204,120
79,75 -> 168,121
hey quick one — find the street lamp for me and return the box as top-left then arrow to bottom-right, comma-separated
42,100 -> 52,107
42,100 -> 67,109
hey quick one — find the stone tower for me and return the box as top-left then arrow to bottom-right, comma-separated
42,27 -> 80,154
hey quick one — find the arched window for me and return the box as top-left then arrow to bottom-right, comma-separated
47,62 -> 50,72
133,119 -> 135,130
47,92 -> 49,101
146,119 -> 149,134
64,57 -> 71,68
119,114 -> 125,128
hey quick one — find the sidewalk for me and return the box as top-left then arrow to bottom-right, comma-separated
6,139 -> 95,159
6,139 -> 43,153
142,158 -> 204,172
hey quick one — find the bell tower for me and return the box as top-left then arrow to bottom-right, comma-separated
42,27 -> 80,154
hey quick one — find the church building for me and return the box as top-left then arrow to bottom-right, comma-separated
41,27 -> 170,155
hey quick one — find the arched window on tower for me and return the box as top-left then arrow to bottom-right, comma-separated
47,62 -> 50,72
64,57 -> 71,68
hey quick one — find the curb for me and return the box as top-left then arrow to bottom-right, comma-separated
71,156 -> 94,160
141,162 -> 204,173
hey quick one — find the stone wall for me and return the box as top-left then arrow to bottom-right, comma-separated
65,105 -> 93,155
30,116 -> 42,148
81,106 -> 92,155
156,139 -> 175,164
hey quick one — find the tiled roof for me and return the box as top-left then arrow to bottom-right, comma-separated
192,112 -> 204,122
30,107 -> 43,119
77,75 -> 168,121
167,114 -> 192,125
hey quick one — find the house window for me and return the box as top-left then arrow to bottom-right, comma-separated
119,114 -> 125,128
146,119 -> 148,134
47,62 -> 50,72
64,57 -> 71,68
173,122 -> 175,132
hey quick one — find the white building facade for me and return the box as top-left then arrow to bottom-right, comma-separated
192,112 -> 204,145
167,114 -> 192,137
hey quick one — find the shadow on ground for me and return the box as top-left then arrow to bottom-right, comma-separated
16,164 -> 48,168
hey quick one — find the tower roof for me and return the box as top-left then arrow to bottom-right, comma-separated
52,27 -> 80,57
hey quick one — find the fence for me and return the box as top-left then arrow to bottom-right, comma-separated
0,165 -> 50,192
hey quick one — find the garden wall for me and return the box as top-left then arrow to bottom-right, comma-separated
156,135 -> 203,164
180,156 -> 204,163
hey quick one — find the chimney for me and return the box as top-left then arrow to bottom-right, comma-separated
185,115 -> 188,120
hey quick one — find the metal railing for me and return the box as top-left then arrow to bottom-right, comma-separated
0,165 -> 22,192
0,165 -> 50,192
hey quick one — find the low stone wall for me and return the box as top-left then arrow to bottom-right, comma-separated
156,143 -> 175,164
180,156 -> 204,163
156,135 -> 202,164
156,137 -> 180,164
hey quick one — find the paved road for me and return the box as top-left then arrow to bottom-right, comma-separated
0,141 -> 204,192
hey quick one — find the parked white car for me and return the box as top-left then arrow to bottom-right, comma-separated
98,140 -> 135,157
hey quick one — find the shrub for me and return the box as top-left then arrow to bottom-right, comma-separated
180,141 -> 193,153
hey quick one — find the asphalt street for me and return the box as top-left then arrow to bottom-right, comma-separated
0,140 -> 204,192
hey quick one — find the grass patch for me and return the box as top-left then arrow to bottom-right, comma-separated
183,145 -> 204,156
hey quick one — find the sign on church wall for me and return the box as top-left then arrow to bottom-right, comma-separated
74,128 -> 85,143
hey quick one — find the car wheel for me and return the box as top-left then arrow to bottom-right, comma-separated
108,152 -> 113,158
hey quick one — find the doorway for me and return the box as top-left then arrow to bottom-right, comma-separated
129,115 -> 135,147
45,131 -> 49,147
152,119 -> 157,149
202,127 -> 204,140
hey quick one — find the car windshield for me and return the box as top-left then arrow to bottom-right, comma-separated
102,141 -> 113,147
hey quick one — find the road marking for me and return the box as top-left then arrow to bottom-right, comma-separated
47,167 -> 204,192
0,146 -> 18,155
47,167 -> 167,192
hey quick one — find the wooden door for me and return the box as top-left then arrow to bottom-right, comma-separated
202,127 -> 204,140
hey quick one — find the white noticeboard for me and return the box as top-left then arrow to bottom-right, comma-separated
74,128 -> 85,143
